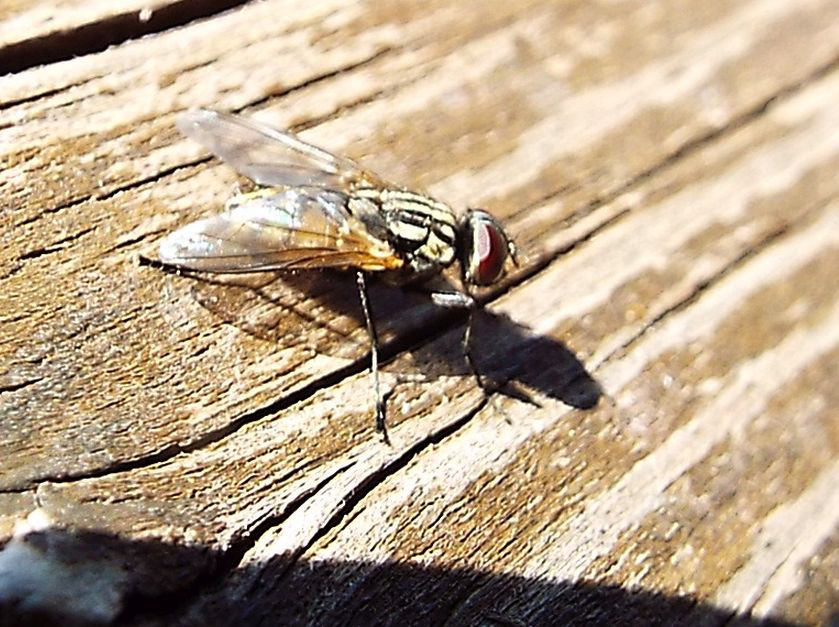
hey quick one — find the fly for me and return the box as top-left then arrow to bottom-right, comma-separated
158,110 -> 517,442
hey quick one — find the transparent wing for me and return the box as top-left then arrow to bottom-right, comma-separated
158,187 -> 402,273
178,109 -> 388,189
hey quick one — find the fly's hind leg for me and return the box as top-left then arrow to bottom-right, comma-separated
356,271 -> 390,444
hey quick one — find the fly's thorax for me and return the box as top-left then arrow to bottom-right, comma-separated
352,187 -> 459,273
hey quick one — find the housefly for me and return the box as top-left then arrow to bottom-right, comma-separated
158,110 -> 517,441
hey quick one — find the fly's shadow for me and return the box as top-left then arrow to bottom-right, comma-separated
397,302 -> 602,411
178,268 -> 438,362
147,260 -> 601,412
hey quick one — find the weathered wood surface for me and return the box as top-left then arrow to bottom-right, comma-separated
1,0 -> 838,624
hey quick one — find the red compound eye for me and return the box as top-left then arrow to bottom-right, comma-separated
467,212 -> 508,286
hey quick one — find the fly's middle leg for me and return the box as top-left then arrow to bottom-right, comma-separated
356,271 -> 389,444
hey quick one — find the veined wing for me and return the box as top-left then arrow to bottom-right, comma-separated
158,187 -> 403,273
178,109 -> 388,189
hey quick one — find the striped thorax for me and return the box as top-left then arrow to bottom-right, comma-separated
350,186 -> 459,282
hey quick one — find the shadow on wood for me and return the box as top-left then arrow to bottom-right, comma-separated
138,258 -> 601,411
0,527 -> 796,627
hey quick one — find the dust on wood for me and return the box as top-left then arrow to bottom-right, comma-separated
1,0 -> 838,625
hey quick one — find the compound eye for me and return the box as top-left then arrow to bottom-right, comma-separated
468,215 -> 508,286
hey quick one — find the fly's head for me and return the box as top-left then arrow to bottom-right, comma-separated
459,209 -> 518,288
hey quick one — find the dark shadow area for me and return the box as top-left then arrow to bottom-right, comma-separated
140,260 -> 601,411
0,527 -> 802,627
0,0 -> 250,77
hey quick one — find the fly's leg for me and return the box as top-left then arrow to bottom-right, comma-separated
430,291 -> 487,391
357,271 -> 389,444
462,307 -> 487,392
431,290 -> 539,412
429,291 -> 475,309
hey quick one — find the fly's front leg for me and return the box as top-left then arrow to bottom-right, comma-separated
432,290 -> 540,417
430,291 -> 475,310
430,291 -> 487,392
356,271 -> 389,444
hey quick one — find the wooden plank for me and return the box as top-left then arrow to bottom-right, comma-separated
1,0 -> 838,624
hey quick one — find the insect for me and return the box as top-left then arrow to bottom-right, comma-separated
158,110 -> 517,441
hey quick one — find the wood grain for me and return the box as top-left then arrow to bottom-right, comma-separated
1,0 -> 837,625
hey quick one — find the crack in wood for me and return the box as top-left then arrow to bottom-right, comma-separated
3,357 -> 368,490
17,227 -> 96,263
0,75 -> 100,112
0,0 -> 256,75
0,377 -> 43,395
271,398 -> 491,575
116,459 -> 357,624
